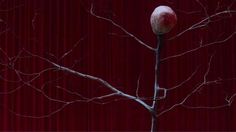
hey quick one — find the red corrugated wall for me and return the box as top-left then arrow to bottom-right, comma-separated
0,0 -> 236,131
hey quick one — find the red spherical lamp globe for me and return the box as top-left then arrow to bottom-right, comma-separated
150,5 -> 177,35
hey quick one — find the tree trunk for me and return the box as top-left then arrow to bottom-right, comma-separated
151,115 -> 157,132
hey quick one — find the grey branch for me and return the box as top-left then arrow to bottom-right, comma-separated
89,4 -> 156,51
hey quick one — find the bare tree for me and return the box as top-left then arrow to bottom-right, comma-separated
0,0 -> 236,131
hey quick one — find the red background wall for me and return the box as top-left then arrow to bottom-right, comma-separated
0,0 -> 236,131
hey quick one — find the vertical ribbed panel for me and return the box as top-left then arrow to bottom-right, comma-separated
0,0 -> 236,131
